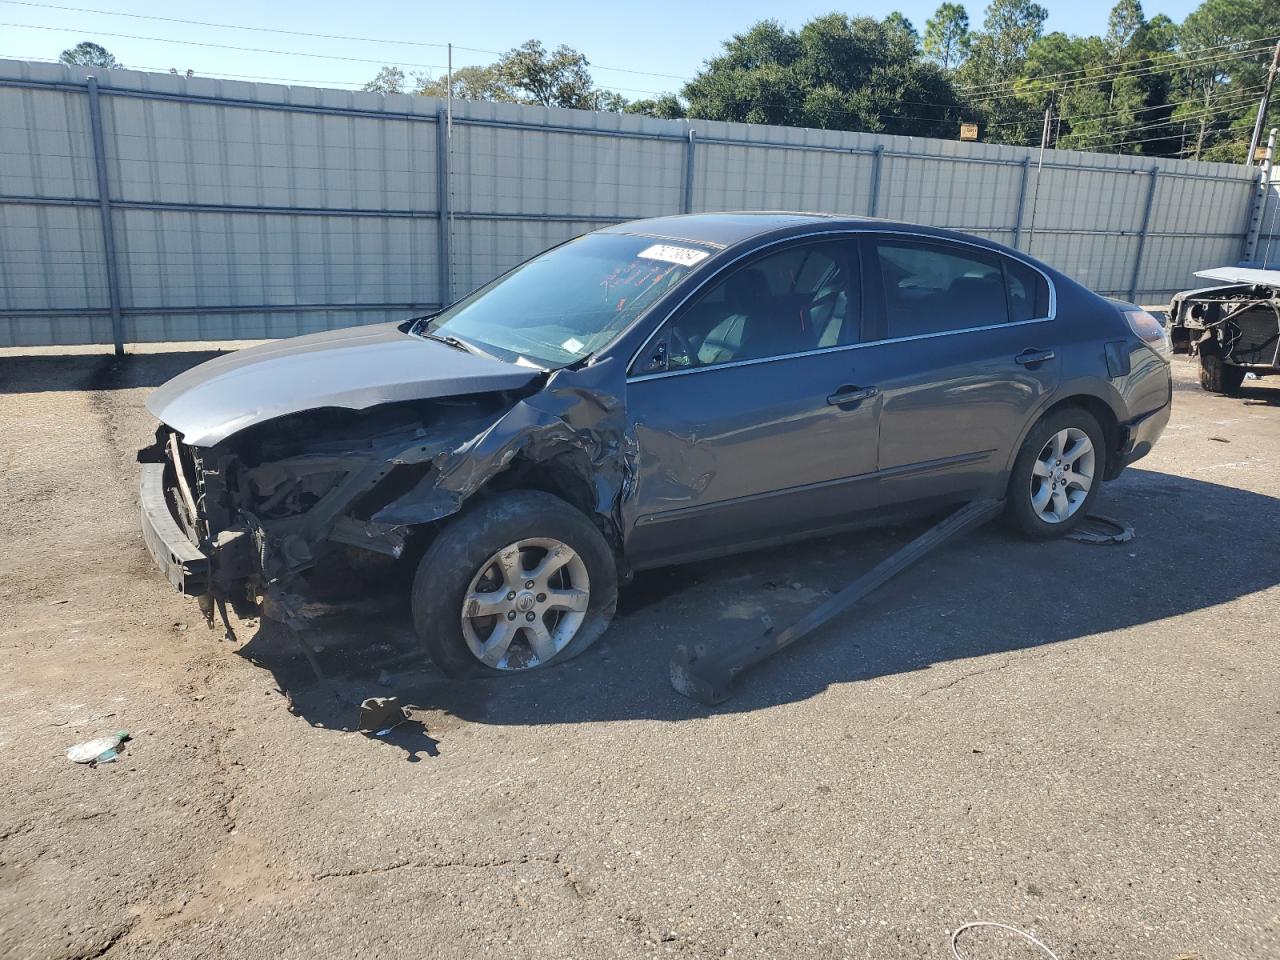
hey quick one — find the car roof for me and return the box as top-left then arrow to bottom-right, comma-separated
598,212 -> 858,248
597,212 -> 1004,253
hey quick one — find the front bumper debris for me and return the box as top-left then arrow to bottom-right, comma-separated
139,462 -> 209,596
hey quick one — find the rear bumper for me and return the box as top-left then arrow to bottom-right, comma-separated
139,462 -> 209,596
1109,399 -> 1171,478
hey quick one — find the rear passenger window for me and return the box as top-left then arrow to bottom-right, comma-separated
1005,258 -> 1051,322
874,240 -> 1009,338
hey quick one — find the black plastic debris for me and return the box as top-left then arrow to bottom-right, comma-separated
357,696 -> 409,735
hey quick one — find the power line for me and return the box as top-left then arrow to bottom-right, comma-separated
0,0 -> 450,48
0,1 -> 696,84
449,44 -> 690,82
1088,119 -> 1243,152
1064,91 -> 1265,146
958,34 -> 1279,94
0,21 -> 448,69
976,82 -> 1265,131
966,43 -> 1277,104
0,52 -> 370,86
14,0 -> 1275,108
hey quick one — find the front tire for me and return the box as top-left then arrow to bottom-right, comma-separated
1006,408 -> 1105,540
411,491 -> 618,677
1199,352 -> 1245,395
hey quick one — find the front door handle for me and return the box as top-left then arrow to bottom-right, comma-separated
827,385 -> 878,406
1015,348 -> 1055,366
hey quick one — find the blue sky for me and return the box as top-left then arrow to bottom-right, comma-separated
0,0 -> 1206,96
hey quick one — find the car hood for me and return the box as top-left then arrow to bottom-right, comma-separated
146,322 -> 542,446
1194,265 -> 1280,286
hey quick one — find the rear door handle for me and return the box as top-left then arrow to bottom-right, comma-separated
1015,348 -> 1055,366
827,385 -> 878,406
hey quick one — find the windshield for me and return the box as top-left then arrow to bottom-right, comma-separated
424,232 -> 711,367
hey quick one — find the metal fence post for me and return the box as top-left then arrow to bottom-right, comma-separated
435,107 -> 452,306
683,129 -> 696,214
1241,128 -> 1276,264
1012,155 -> 1032,250
867,145 -> 884,217
85,76 -> 125,356
1127,165 -> 1159,303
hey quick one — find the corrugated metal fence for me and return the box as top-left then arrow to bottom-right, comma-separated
0,59 -> 1265,350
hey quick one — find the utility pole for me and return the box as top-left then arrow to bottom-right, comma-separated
1247,39 -> 1280,165
1026,103 -> 1053,253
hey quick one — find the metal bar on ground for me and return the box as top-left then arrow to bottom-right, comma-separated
85,75 -> 126,357
1127,166 -> 1160,302
669,498 -> 1005,705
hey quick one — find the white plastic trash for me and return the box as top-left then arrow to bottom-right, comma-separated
65,731 -> 130,764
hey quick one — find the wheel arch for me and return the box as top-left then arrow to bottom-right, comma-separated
481,451 -> 626,560
1005,388 -> 1123,477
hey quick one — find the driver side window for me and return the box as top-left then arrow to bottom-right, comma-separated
664,240 -> 860,371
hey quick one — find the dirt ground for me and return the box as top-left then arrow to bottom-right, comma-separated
0,346 -> 1277,960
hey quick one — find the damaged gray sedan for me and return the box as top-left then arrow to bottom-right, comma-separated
139,213 -> 1171,676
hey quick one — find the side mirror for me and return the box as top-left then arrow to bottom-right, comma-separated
636,340 -> 668,375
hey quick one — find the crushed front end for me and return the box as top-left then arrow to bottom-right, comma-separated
136,395 -> 518,625
136,356 -> 637,628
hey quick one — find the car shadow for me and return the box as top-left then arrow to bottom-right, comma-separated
1238,383 -> 1280,407
234,466 -> 1280,752
0,351 -> 231,393
1169,359 -> 1280,407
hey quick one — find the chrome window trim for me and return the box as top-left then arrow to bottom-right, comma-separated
628,315 -> 1055,382
624,227 -> 1058,381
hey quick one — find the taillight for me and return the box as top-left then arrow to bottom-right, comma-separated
1123,308 -> 1164,344
1122,308 -> 1171,357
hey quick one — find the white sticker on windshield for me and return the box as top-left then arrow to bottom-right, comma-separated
561,336 -> 585,353
637,243 -> 710,267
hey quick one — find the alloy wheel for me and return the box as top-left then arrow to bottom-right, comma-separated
459,538 -> 590,670
1029,427 -> 1095,524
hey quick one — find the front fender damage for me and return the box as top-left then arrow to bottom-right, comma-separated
372,359 -> 635,529
148,358 -> 637,623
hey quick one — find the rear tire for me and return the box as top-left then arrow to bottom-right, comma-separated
411,491 -> 618,678
1199,352 -> 1245,395
1006,408 -> 1106,540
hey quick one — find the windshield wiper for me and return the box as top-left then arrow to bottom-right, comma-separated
422,331 -> 478,355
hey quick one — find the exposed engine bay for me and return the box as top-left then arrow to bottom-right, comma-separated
1169,278 -> 1280,370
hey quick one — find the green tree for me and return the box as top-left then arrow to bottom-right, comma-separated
884,12 -> 921,50
415,64 -> 518,103
58,41 -> 119,69
924,3 -> 973,71
624,95 -> 687,119
682,13 -> 969,136
497,40 -> 597,109
957,0 -> 1050,144
1174,0 -> 1280,160
362,66 -> 406,95
1106,0 -> 1146,54
368,41 -> 629,112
